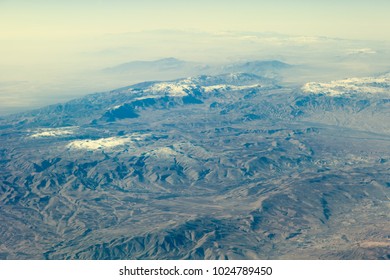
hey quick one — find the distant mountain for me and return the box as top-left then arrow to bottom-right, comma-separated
101,57 -> 212,86
101,58 -> 292,82
103,57 -> 191,74
1,72 -> 389,260
221,60 -> 291,76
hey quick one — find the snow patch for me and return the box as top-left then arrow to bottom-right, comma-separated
147,147 -> 178,157
67,137 -> 131,150
302,74 -> 390,96
204,84 -> 261,93
147,82 -> 196,97
67,133 -> 149,150
30,127 -> 76,138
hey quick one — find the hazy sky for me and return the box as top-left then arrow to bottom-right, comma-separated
2,0 -> 389,67
2,0 -> 390,39
1,0 -> 390,114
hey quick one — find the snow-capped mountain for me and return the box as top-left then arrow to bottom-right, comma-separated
302,73 -> 390,96
3,73 -> 277,126
220,60 -> 291,78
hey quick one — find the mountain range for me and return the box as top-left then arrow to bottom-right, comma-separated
0,66 -> 389,259
102,58 -> 292,80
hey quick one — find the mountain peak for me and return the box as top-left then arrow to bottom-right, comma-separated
156,57 -> 183,63
103,57 -> 187,73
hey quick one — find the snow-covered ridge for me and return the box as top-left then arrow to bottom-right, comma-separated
131,74 -> 266,100
29,127 -> 77,138
302,74 -> 390,96
147,147 -> 178,157
203,84 -> 262,93
67,137 -> 131,150
146,82 -> 198,97
148,81 -> 262,95
67,133 -> 149,150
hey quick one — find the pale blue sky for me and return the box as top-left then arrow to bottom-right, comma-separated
1,0 -> 390,40
1,0 -> 389,68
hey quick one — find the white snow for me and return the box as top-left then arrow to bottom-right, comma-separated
109,104 -> 122,110
67,137 -> 131,150
203,84 -> 261,93
302,74 -> 390,96
147,82 -> 196,97
30,127 -> 76,138
67,133 -> 149,150
127,76 -> 265,102
133,95 -> 160,101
